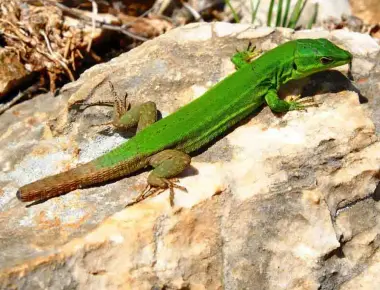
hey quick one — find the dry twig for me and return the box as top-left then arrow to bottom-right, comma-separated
51,1 -> 149,42
0,82 -> 44,115
87,0 -> 98,52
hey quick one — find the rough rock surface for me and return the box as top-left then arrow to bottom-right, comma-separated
350,0 -> 380,25
0,23 -> 380,289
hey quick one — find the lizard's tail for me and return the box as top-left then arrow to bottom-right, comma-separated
16,158 -> 147,202
16,162 -> 105,202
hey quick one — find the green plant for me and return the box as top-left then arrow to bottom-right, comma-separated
225,0 -> 241,22
225,0 -> 318,29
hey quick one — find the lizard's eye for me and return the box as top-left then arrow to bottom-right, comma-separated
320,57 -> 334,65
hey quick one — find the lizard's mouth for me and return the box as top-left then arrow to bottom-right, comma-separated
333,49 -> 353,67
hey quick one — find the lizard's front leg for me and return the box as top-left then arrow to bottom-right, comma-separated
231,41 -> 262,70
128,149 -> 191,207
265,90 -> 318,112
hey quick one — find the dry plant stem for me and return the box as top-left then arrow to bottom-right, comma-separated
0,93 -> 25,115
0,19 -> 32,44
0,1 -> 84,93
198,0 -> 225,13
4,46 -> 21,60
38,32 -> 75,82
71,51 -> 76,71
49,1 -> 149,42
182,2 -> 203,21
88,50 -> 102,62
96,23 -> 149,42
87,0 -> 98,52
0,83 -> 42,115
123,7 -> 155,28
76,49 -> 84,59
63,37 -> 72,59
40,31 -> 74,80
1,31 -> 20,41
152,0 -> 173,15
47,71 -> 56,92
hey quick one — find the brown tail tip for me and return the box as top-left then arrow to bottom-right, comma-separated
16,189 -> 22,201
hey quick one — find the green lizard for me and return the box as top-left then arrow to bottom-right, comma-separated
17,38 -> 352,205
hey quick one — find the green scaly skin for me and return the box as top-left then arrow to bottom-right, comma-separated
17,38 -> 352,204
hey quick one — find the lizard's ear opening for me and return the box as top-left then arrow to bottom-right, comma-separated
292,62 -> 298,71
291,59 -> 304,80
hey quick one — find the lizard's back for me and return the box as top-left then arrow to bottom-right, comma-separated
96,40 -> 296,167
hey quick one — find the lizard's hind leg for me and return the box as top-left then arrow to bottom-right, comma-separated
127,150 -> 191,207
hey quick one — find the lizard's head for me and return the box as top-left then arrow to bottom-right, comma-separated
291,38 -> 352,79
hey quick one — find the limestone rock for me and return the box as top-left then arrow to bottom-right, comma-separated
350,0 -> 380,25
0,23 -> 380,289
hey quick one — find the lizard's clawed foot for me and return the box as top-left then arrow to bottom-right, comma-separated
164,178 -> 188,207
90,121 -> 114,128
237,42 -> 262,62
287,96 -> 320,111
126,178 -> 187,207
232,41 -> 262,69
285,94 -> 302,102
